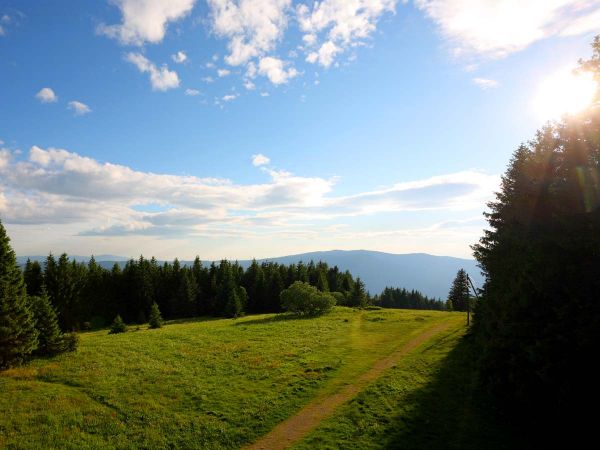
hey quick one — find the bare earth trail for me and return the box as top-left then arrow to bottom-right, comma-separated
246,321 -> 453,450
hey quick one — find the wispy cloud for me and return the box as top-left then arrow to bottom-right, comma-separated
252,153 -> 270,166
172,50 -> 188,63
415,0 -> 600,58
68,100 -> 92,115
472,77 -> 499,89
125,52 -> 180,91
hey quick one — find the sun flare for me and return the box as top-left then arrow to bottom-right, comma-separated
533,66 -> 596,121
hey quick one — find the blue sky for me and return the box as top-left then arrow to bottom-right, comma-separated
1,1 -> 599,260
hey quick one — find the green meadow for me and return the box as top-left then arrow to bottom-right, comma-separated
0,308 -> 518,449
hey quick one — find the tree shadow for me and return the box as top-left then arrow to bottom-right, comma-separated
381,334 -> 531,450
234,313 -> 317,326
165,316 -> 220,326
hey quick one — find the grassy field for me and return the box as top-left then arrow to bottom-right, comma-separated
0,307 -> 503,449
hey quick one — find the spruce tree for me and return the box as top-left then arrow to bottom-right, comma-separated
348,277 -> 367,307
23,259 -> 44,297
0,219 -> 38,369
447,269 -> 471,312
148,302 -> 163,329
109,314 -> 126,334
30,290 -> 63,356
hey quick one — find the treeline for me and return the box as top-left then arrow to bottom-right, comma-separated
471,37 -> 600,437
373,287 -> 447,310
22,255 -> 372,331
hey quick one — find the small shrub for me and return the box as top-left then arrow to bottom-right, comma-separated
109,315 -> 127,334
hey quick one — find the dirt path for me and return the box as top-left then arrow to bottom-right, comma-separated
245,321 -> 452,450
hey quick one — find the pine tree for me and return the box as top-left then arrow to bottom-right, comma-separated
348,277 -> 367,307
0,220 -> 39,369
447,269 -> 471,312
30,290 -> 63,356
109,315 -> 126,334
148,302 -> 163,329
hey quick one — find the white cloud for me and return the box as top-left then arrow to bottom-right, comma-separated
0,149 -> 10,170
414,0 -> 600,58
0,145 -> 499,258
252,153 -> 270,166
68,100 -> 92,115
258,56 -> 298,84
244,80 -> 256,90
306,40 -> 340,67
260,91 -> 270,97
217,68 -> 231,77
222,93 -> 238,101
202,76 -> 215,83
0,146 -> 498,232
98,0 -> 196,45
297,0 -> 397,67
35,87 -> 58,103
185,88 -> 201,96
126,52 -> 180,91
172,50 -> 188,63
207,0 -> 292,66
0,14 -> 11,36
472,77 -> 499,89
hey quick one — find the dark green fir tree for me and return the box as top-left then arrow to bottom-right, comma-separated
0,219 -> 38,369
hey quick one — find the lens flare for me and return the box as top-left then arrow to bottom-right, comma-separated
533,66 -> 596,121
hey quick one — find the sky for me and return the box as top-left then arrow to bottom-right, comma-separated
1,0 -> 599,260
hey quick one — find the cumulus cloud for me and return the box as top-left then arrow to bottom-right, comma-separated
217,68 -> 231,77
297,0 -> 397,67
258,56 -> 298,84
185,88 -> 201,96
172,50 -> 188,63
98,0 -> 196,45
472,77 -> 499,89
35,87 -> 58,103
0,145 -> 498,242
415,0 -> 600,58
207,0 -> 292,66
126,52 -> 180,91
252,153 -> 270,166
68,100 -> 92,115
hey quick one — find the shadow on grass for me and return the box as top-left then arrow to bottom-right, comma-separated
382,334 -> 530,450
165,316 -> 220,326
234,313 -> 318,326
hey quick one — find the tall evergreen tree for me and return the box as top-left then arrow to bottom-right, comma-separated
30,290 -> 63,356
348,277 -> 367,307
0,220 -> 38,369
23,259 -> 44,297
447,269 -> 470,312
471,36 -> 600,434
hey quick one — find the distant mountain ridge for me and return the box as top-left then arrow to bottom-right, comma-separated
18,250 -> 483,299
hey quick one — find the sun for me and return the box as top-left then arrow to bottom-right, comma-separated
533,66 -> 597,121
